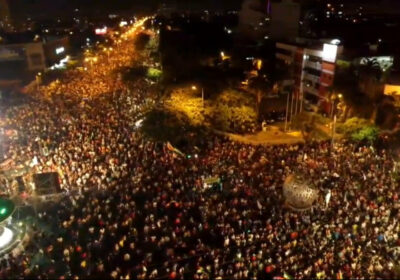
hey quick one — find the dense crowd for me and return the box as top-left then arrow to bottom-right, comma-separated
0,19 -> 400,280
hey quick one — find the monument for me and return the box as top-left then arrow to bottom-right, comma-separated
283,174 -> 319,211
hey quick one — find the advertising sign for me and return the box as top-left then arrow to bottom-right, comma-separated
322,44 -> 338,63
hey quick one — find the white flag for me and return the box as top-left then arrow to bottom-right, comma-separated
325,190 -> 331,207
257,200 -> 262,210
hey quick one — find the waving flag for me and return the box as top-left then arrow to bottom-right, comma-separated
166,142 -> 185,157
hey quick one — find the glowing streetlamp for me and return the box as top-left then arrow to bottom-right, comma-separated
85,56 -> 98,67
192,85 -> 204,107
220,51 -> 230,61
104,47 -> 112,60
36,72 -> 42,91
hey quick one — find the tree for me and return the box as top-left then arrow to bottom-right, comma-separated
336,117 -> 371,136
358,58 -> 384,102
141,108 -> 206,151
351,126 -> 379,144
357,59 -> 398,127
248,75 -> 272,118
333,66 -> 362,120
333,62 -> 386,121
375,95 -> 398,129
134,32 -> 151,50
147,68 -> 162,81
120,65 -> 148,83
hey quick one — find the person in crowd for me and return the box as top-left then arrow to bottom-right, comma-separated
0,25 -> 399,280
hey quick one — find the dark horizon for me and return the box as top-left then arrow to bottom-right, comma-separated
5,0 -> 245,20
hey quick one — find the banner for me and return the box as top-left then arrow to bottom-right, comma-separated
166,142 -> 185,157
203,177 -> 220,185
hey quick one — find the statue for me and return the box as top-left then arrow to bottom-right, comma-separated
283,174 -> 319,211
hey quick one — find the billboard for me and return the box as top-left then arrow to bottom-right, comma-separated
322,44 -> 338,63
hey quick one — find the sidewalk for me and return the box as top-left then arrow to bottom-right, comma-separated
215,126 -> 304,146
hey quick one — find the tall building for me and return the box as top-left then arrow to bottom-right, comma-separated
0,35 -> 70,82
269,0 -> 301,40
275,39 -> 341,113
0,0 -> 12,31
238,0 -> 268,40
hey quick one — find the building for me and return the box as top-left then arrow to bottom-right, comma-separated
269,0 -> 301,40
0,35 -> 70,82
0,0 -> 11,31
0,0 -> 74,32
43,36 -> 70,68
238,0 -> 268,40
275,39 -> 341,113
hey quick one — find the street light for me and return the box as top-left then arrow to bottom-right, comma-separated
36,72 -> 42,91
85,56 -> 98,67
192,85 -> 204,107
104,47 -> 112,60
284,92 -> 291,132
329,94 -> 342,150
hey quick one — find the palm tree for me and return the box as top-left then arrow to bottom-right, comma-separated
334,59 -> 398,128
332,66 -> 361,121
358,58 -> 384,101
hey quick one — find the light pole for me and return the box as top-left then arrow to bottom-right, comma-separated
299,90 -> 304,113
35,72 -> 42,91
284,92 -> 290,132
330,94 -> 342,150
104,47 -> 112,60
192,85 -> 204,107
86,56 -> 98,67
290,90 -> 294,125
201,88 -> 204,108
331,114 -> 337,149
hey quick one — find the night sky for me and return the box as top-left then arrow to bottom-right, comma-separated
8,0 -> 244,19
6,0 -> 400,20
